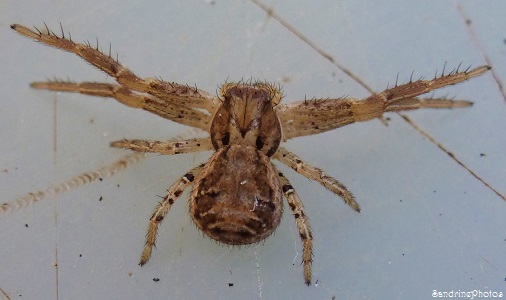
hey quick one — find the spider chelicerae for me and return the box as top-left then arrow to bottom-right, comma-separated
8,23 -> 489,285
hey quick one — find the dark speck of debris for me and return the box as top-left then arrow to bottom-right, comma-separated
480,153 -> 486,157
281,76 -> 291,83
25,224 -> 29,227
466,19 -> 471,25
153,278 -> 160,282
79,254 -> 82,258
433,190 -> 437,193
117,184 -> 120,188
99,196 -> 103,201
228,283 -> 234,287
99,178 -> 103,181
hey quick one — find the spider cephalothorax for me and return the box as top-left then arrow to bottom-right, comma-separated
211,82 -> 283,156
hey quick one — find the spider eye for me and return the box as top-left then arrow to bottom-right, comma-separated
255,137 -> 264,150
221,132 -> 230,146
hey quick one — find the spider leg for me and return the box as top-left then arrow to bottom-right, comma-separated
276,169 -> 313,285
111,137 -> 213,155
11,24 -> 219,113
380,65 -> 490,104
139,164 -> 204,266
31,81 -> 212,130
278,65 -> 490,140
274,147 -> 360,212
0,152 -> 144,215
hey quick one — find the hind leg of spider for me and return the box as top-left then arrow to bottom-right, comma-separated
139,164 -> 204,265
276,169 -> 313,285
111,137 -> 213,155
274,147 -> 360,212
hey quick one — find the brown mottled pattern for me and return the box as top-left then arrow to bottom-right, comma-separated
190,145 -> 283,245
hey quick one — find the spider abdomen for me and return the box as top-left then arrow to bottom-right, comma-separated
190,144 -> 283,245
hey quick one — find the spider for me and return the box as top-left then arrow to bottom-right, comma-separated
10,23 -> 489,285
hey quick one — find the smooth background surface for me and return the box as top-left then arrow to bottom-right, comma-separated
1,1 -> 505,299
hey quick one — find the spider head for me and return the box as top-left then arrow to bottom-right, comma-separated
210,81 -> 283,156
218,81 -> 283,114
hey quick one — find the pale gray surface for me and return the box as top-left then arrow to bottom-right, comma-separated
1,1 -> 505,299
